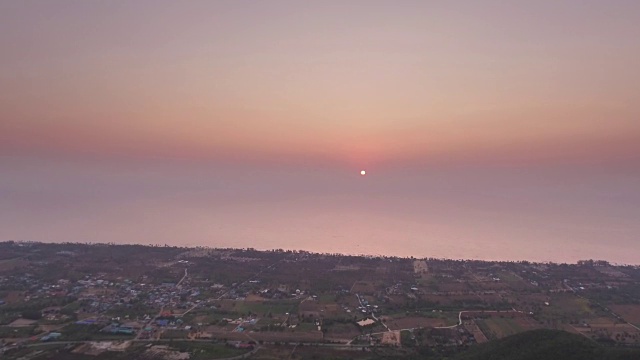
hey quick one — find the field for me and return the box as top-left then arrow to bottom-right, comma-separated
161,329 -> 190,339
573,318 -> 640,345
8,318 -> 38,326
463,320 -> 489,343
323,322 -> 361,340
384,316 -> 450,330
438,282 -> 470,293
0,258 -> 28,272
610,304 -> 640,327
350,281 -> 376,294
215,299 -> 298,317
165,342 -> 249,360
380,330 -> 402,346
413,260 -> 428,272
535,294 -> 600,324
0,325 -> 38,338
0,291 -> 24,305
476,318 -> 525,340
496,271 -> 535,291
258,345 -> 375,360
2,242 -> 640,359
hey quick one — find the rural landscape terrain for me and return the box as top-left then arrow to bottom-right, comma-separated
1,241 -> 640,359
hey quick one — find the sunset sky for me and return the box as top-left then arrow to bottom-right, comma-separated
1,1 -> 639,263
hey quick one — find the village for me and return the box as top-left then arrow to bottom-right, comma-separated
1,242 -> 640,359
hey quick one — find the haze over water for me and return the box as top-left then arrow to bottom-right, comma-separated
3,157 -> 638,264
1,1 -> 639,264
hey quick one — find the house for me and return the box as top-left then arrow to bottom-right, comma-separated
76,319 -> 97,325
41,332 -> 62,342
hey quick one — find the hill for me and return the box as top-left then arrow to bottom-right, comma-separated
454,329 -> 640,360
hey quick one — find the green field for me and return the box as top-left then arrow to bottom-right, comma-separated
497,271 -> 531,290
477,318 -> 524,340
0,325 -> 39,338
230,300 -> 298,316
169,342 -> 249,360
535,294 -> 600,324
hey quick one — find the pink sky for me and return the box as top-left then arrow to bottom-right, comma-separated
2,1 -> 639,167
1,1 -> 639,262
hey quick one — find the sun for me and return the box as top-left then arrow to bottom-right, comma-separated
360,170 -> 366,176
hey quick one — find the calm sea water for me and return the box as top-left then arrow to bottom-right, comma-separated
2,157 -> 639,264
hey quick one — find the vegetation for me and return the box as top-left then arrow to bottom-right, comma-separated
2,242 -> 640,360
169,342 -> 248,360
454,329 -> 640,360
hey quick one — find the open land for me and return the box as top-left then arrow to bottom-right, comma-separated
0,242 -> 639,359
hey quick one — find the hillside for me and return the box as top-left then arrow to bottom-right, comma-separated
454,329 -> 640,360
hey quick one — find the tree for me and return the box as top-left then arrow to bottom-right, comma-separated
22,310 -> 42,320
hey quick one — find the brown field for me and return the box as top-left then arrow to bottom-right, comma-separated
80,288 -> 118,296
207,328 -> 324,343
333,264 -> 360,271
469,312 -> 539,340
351,281 -> 376,294
323,323 -> 361,340
0,259 -> 28,271
323,303 -> 341,317
463,320 -> 489,343
513,315 -> 540,330
384,316 -> 449,330
476,293 -> 508,304
244,294 -> 264,301
575,322 -> 640,344
473,281 -> 510,291
422,294 -> 485,306
438,283 -> 470,292
476,318 -> 524,339
509,293 -> 549,304
341,294 -> 362,307
611,304 -> 640,327
205,323 -> 237,332
299,300 -> 320,312
562,324 -> 583,335
587,317 -> 618,326
263,345 -> 374,360
2,291 -> 24,304
413,260 -> 429,275
380,330 -> 401,346
8,318 -> 38,327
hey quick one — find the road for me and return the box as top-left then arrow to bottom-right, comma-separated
175,258 -> 286,318
176,267 -> 188,288
434,309 -> 525,329
136,267 -> 189,340
355,294 -> 389,332
569,287 -> 640,332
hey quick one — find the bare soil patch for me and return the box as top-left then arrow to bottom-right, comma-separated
611,304 -> 640,327
8,318 -> 37,327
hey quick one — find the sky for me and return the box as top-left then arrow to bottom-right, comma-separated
1,1 -> 639,263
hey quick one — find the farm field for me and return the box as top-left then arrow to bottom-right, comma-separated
385,316 -> 450,330
535,293 -> 600,324
610,304 -> 640,328
2,242 -> 640,359
476,317 -> 525,340
574,321 -> 640,345
214,299 -> 298,317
